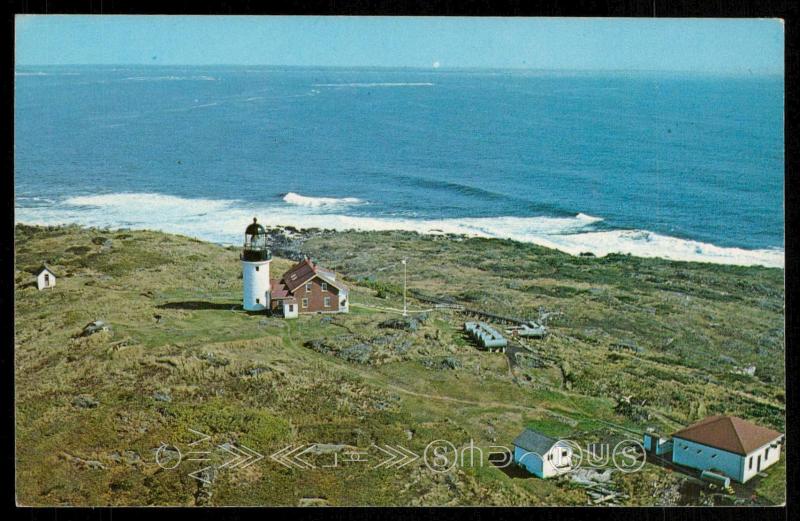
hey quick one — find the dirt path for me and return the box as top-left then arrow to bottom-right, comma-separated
222,332 -> 651,438
382,382 -> 546,413
380,381 -> 645,440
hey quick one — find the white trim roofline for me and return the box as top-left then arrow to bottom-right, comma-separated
293,271 -> 346,293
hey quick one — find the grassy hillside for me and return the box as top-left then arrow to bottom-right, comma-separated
14,224 -> 785,506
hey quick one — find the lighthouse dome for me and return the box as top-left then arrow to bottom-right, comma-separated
242,218 -> 271,262
245,218 -> 266,237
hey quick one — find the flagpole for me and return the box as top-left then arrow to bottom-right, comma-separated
402,258 -> 408,317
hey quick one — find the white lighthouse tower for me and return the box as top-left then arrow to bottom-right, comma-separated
241,218 -> 271,311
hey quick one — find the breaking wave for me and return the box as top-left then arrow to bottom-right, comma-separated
15,192 -> 783,268
282,192 -> 364,208
64,193 -> 234,211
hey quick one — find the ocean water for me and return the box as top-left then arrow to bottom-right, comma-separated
14,66 -> 784,267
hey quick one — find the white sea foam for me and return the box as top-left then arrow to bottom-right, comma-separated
15,192 -> 783,268
312,82 -> 434,88
65,193 -> 234,214
282,192 -> 364,208
17,196 -> 54,201
521,230 -> 784,268
15,71 -> 80,76
123,75 -> 217,82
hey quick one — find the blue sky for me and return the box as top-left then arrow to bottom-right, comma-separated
15,16 -> 784,73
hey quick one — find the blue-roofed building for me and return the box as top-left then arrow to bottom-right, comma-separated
513,428 -> 573,478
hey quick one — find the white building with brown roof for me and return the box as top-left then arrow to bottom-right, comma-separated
670,415 -> 783,483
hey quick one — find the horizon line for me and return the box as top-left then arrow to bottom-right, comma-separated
14,63 -> 785,75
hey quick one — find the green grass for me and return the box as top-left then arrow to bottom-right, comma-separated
755,457 -> 786,505
14,224 -> 785,506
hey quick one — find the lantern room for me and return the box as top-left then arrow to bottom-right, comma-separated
241,217 -> 272,262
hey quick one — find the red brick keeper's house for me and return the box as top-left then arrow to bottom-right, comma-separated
269,258 -> 349,317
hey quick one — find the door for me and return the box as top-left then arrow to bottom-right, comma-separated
553,446 -> 570,469
44,273 -> 50,287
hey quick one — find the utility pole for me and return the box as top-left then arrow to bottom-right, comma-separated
402,258 -> 408,317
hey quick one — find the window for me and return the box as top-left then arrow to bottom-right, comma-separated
306,282 -> 312,292
548,453 -> 553,461
749,456 -> 753,470
255,266 -> 259,271
562,450 -> 568,458
682,445 -> 688,450
765,448 -> 770,460
321,282 -> 328,292
324,296 -> 331,307
697,449 -> 702,454
256,298 -> 260,304
711,454 -> 717,459
288,304 -> 294,312
290,273 -> 297,280
302,298 -> 308,308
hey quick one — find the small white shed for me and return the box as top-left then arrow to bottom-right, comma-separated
283,298 -> 299,319
513,428 -> 574,479
36,265 -> 57,290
